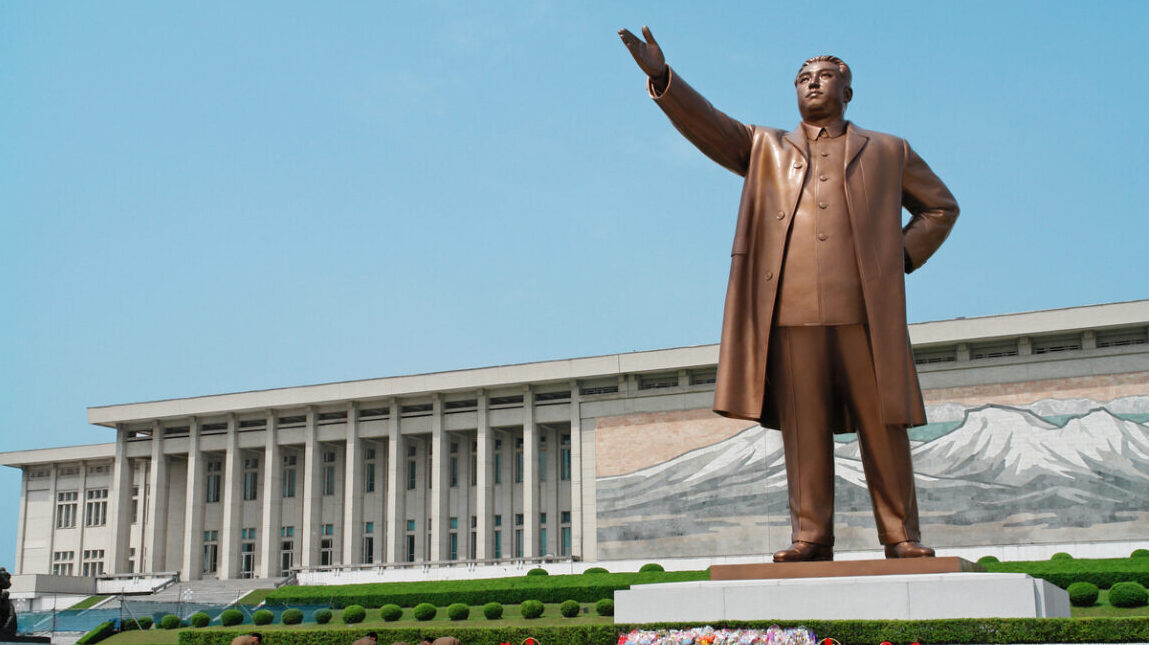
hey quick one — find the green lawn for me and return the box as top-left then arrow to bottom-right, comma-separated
239,588 -> 276,605
69,595 -> 109,610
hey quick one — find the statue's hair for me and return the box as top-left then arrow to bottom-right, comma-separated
796,55 -> 852,87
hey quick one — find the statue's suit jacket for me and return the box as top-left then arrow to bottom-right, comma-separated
651,69 -> 959,430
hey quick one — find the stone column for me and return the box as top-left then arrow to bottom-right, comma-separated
385,400 -> 404,563
144,421 -> 168,572
219,414 -> 242,579
259,412 -> 281,577
542,424 -> 559,556
108,425 -> 134,573
429,395 -> 448,561
569,382 -> 584,559
522,387 -> 537,557
14,468 -> 28,573
474,391 -> 492,559
44,464 -> 58,573
343,402 -> 363,564
301,408 -> 320,568
181,419 -> 204,580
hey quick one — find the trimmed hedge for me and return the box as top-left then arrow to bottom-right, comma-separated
189,612 -> 211,628
75,620 -> 115,645
1067,581 -> 1100,606
1052,552 -> 1074,561
483,602 -> 504,620
527,568 -> 549,576
595,598 -> 614,616
413,603 -> 437,621
560,599 -> 581,618
639,563 -> 665,572
1133,549 -> 1149,559
160,614 -> 182,630
520,599 -> 545,619
1110,581 -> 1149,608
281,608 -> 303,625
219,609 -> 244,627
583,567 -> 609,574
977,555 -> 1000,564
342,604 -> 367,624
983,556 -> 1149,589
313,608 -> 333,624
252,609 -> 273,625
137,616 -> 154,630
265,570 -> 706,608
447,603 -> 469,621
380,604 -> 403,622
173,619 -> 1149,645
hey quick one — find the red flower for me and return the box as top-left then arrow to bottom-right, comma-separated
881,641 -> 892,645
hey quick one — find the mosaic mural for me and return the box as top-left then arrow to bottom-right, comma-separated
595,381 -> 1149,559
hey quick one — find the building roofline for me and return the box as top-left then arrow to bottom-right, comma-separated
84,299 -> 1149,428
0,443 -> 116,467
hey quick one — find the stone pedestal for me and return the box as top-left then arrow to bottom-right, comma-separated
615,560 -> 1069,622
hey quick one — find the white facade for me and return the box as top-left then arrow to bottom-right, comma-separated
3,299 -> 1149,582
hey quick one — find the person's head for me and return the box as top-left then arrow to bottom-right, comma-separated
365,632 -> 378,642
794,55 -> 852,123
250,633 -> 262,644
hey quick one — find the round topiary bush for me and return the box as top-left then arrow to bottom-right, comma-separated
520,599 -> 545,619
281,608 -> 303,625
1051,551 -> 1074,561
380,604 -> 403,622
252,609 -> 274,625
219,609 -> 244,627
583,567 -> 609,574
447,603 -> 470,621
188,612 -> 211,628
1110,581 -> 1149,608
560,599 -> 581,618
595,598 -> 614,616
1067,581 -> 1100,607
482,602 -> 504,620
314,608 -> 333,624
342,604 -> 367,624
159,614 -> 181,630
1132,549 -> 1149,559
137,617 -> 153,630
527,567 -> 549,576
977,555 -> 1000,564
639,563 -> 665,573
121,619 -> 139,631
413,603 -> 437,621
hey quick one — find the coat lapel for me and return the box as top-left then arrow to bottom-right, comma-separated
844,123 -> 869,170
783,128 -> 807,159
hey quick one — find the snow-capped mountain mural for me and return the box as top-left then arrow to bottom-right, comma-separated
596,397 -> 1149,558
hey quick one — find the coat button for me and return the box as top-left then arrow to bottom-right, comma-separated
793,162 -> 803,169
819,175 -> 829,182
818,201 -> 828,209
775,210 -> 785,220
765,271 -> 774,280
817,233 -> 828,241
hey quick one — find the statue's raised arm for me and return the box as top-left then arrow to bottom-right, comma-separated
618,26 -> 668,90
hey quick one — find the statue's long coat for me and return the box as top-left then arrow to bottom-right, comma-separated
651,69 -> 959,430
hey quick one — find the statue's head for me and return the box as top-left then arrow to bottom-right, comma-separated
795,55 -> 852,123
0,568 -> 9,590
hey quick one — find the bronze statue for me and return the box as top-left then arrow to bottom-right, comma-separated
619,27 -> 958,561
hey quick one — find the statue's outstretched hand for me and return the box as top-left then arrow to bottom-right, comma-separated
618,26 -> 667,80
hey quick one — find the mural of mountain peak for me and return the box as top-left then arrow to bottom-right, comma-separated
595,395 -> 1149,559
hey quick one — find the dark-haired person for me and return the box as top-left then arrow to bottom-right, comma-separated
230,633 -> 261,645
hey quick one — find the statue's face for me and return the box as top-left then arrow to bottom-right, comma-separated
795,61 -> 852,122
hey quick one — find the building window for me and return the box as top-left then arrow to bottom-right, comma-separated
205,460 -> 222,503
280,526 -> 294,574
320,538 -> 334,566
494,451 -> 503,485
203,530 -> 219,573
471,442 -> 478,486
323,465 -> 336,496
407,459 -> 417,490
514,513 -> 524,558
406,534 -> 416,563
364,450 -> 376,493
282,455 -> 297,498
56,491 -> 78,529
52,551 -> 75,576
240,529 -> 256,578
515,438 -> 524,483
81,550 -> 105,577
363,536 -> 374,564
539,436 -> 548,481
560,511 -> 572,556
470,516 -> 477,560
539,512 -> 547,555
130,486 -> 139,524
84,489 -> 108,527
321,523 -> 334,536
449,531 -> 458,561
243,458 -> 259,501
323,450 -> 336,463
560,434 -> 571,481
450,456 -> 459,487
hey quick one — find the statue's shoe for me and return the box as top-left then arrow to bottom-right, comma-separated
772,541 -> 833,562
884,540 -> 936,558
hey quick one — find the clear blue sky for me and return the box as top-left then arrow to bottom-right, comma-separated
2,1 -> 1147,565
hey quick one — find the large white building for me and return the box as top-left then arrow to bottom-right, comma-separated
4,300 -> 1149,585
